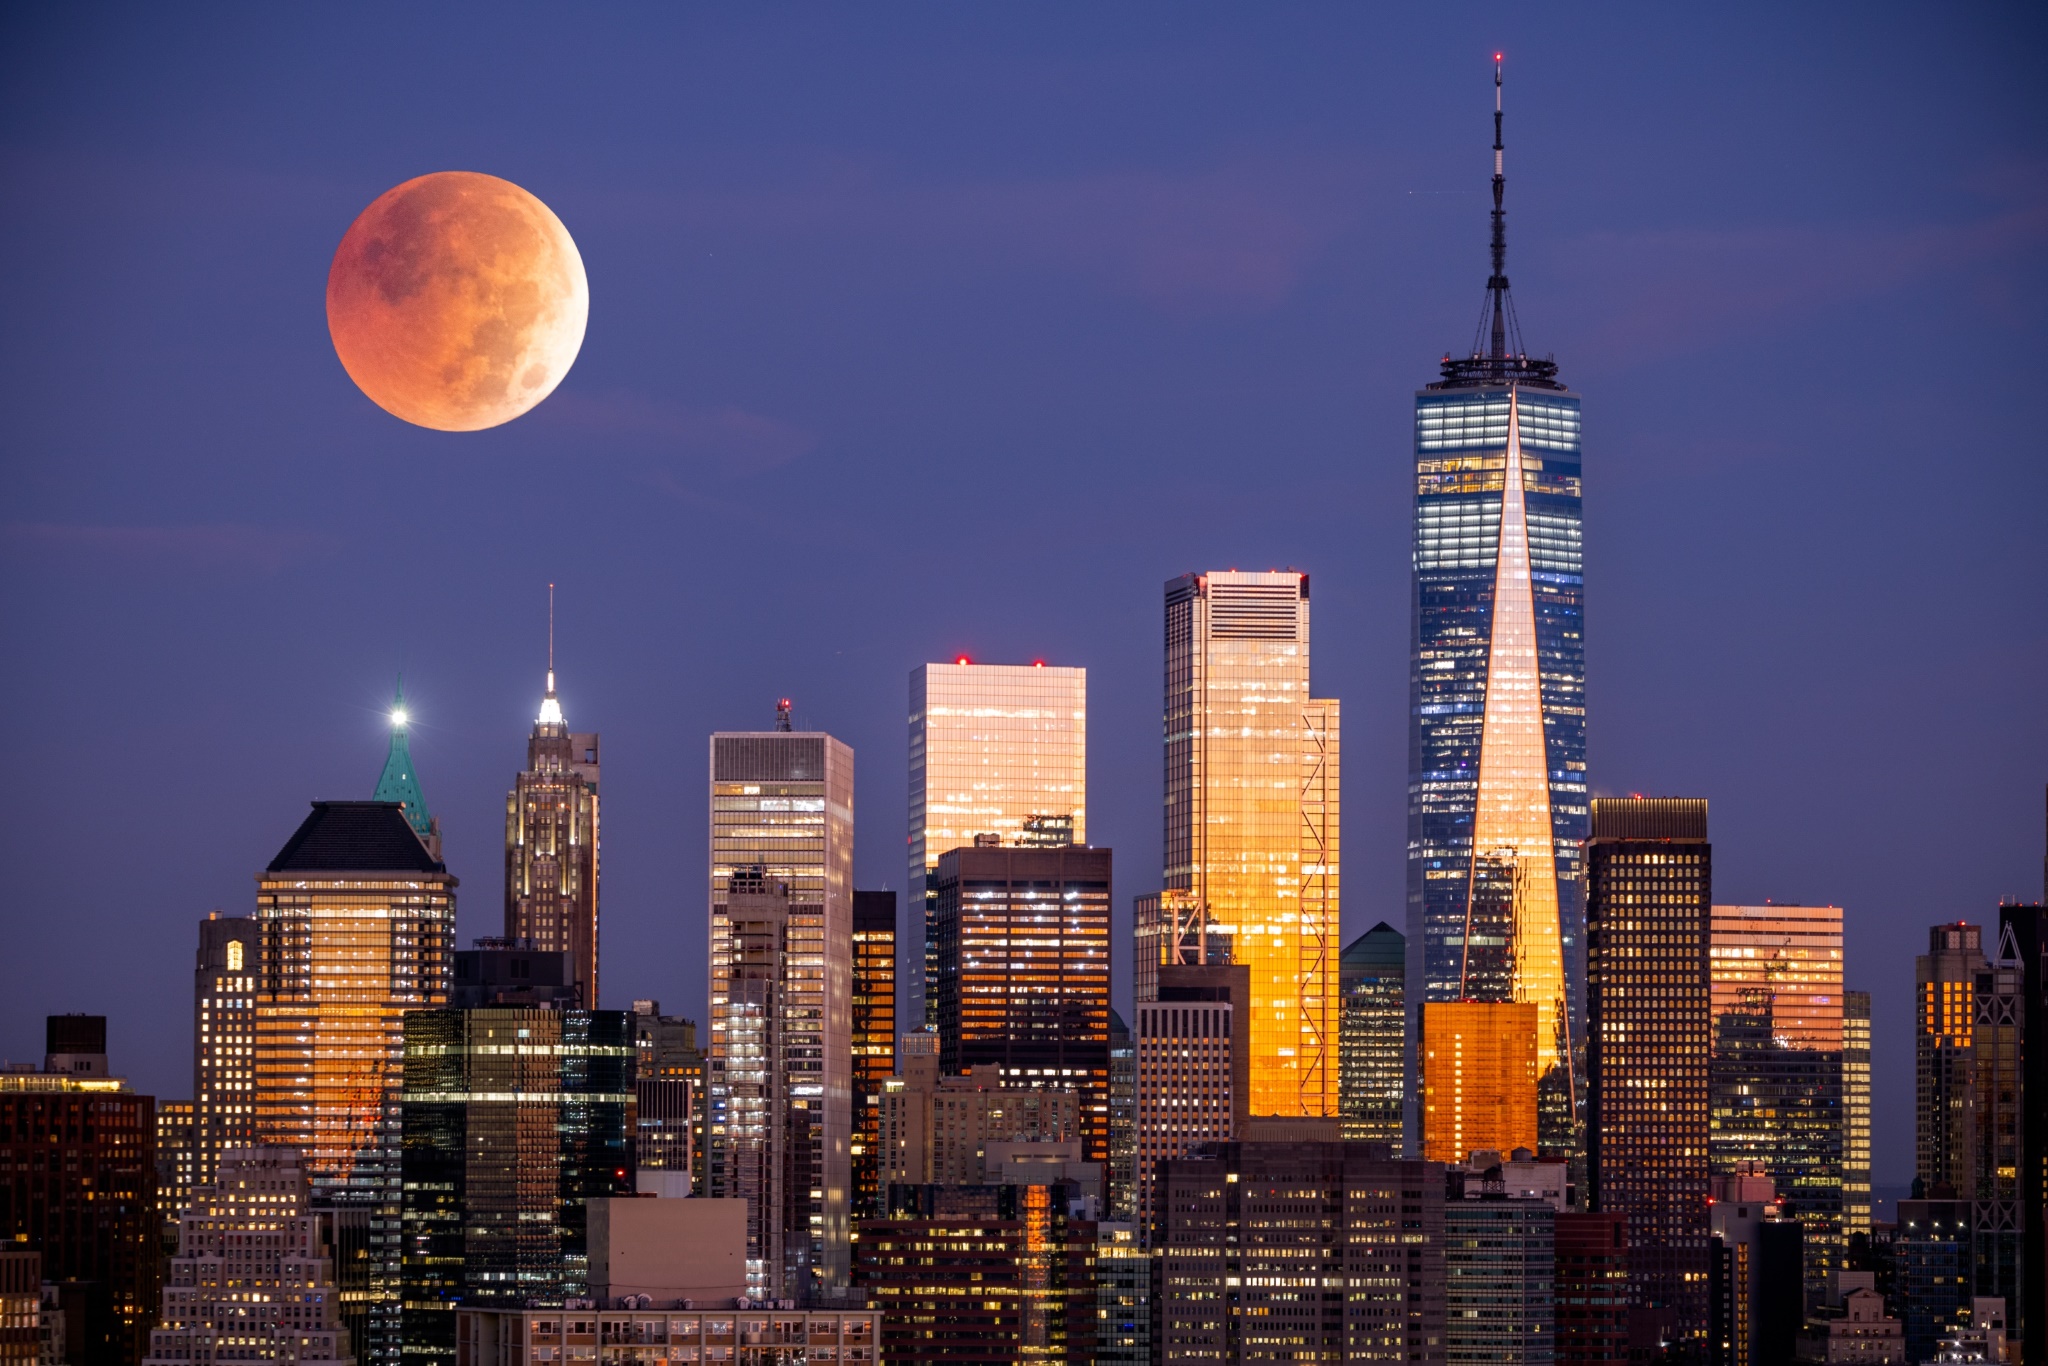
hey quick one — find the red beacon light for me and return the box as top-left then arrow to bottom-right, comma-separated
1033,659 -> 1046,667
956,655 -> 971,666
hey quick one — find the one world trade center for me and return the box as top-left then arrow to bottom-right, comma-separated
1408,60 -> 1587,1158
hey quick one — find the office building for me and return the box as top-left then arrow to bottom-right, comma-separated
1970,937 -> 2023,1335
1134,962 -> 1248,1241
1106,1010 -> 1135,1224
193,913 -> 258,1192
1409,64 -> 1587,1177
1584,796 -> 1712,1350
1843,990 -> 1872,1241
456,1199 -> 880,1366
504,652 -> 600,1008
930,843 -> 1111,1164
372,681 -> 441,861
155,1101 -> 195,1246
856,1182 -> 1097,1364
1552,1212 -> 1627,1365
706,723 -> 852,1292
1895,1195 -> 1971,1362
1919,923 -> 1989,1194
1340,923 -> 1406,1143
1707,1171 -> 1803,1366
907,659 -> 1086,1031
1444,1190 -> 1554,1364
1995,899 -> 2048,1362
629,1001 -> 703,1193
399,1007 -> 635,1362
142,1146 -> 355,1366
1094,1223 -> 1147,1366
0,1018 -> 157,1366
850,889 -> 896,1218
709,868 -> 848,1299
1162,569 -> 1341,1119
1710,902 -> 1844,1306
254,798 -> 456,1365
876,1052 -> 1078,1190
1421,999 -> 1537,1163
1154,1134 -> 1444,1362
1931,1298 -> 2007,1363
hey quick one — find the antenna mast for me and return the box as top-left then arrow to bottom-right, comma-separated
1488,54 -> 1508,360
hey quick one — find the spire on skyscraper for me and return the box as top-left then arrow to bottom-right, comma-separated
538,583 -> 565,727
373,675 -> 436,845
1434,55 -> 1562,391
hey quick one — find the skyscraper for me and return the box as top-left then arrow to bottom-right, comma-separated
1408,62 -> 1586,1162
1153,1136 -> 1446,1362
1843,989 -> 1871,1239
929,844 -> 1111,1165
850,889 -> 897,1218
1584,797 -> 1712,1352
1339,923 -> 1405,1143
1134,962 -> 1249,1241
504,634 -> 600,1007
907,660 -> 1086,1031
1709,902 -> 1844,1309
253,799 -> 455,1366
1162,569 -> 1340,1118
399,1006 -> 635,1361
1995,899 -> 2048,1361
0,1019 -> 157,1366
629,1000 -> 704,1193
143,1147 -> 355,1366
192,912 -> 257,1192
1106,1010 -> 1135,1225
706,722 -> 853,1291
1916,922 -> 1987,1193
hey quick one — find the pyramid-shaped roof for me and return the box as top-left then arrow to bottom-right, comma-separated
266,801 -> 446,874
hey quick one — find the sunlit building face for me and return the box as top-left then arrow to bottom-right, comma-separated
908,661 -> 1085,1029
1162,570 -> 1340,1118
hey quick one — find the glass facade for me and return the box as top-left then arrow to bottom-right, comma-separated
1443,1198 -> 1556,1364
706,732 -> 853,1292
1421,1000 -> 1538,1163
503,675 -> 599,1008
1163,570 -> 1340,1118
1709,903 -> 1844,1309
1916,923 -> 1987,1193
399,1008 -> 635,1363
907,661 -> 1086,1031
850,890 -> 896,1219
1409,384 -> 1585,1156
1584,797 -> 1712,1350
1339,923 -> 1406,1143
1106,1010 -> 1135,1225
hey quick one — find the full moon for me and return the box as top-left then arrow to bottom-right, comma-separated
326,172 -> 588,432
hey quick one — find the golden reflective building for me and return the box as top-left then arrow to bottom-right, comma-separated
1420,1000 -> 1537,1162
908,660 -> 1086,1028
1162,570 -> 1339,1118
1709,902 -> 1844,1305
253,799 -> 455,1365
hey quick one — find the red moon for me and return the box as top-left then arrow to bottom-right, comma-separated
326,172 -> 588,432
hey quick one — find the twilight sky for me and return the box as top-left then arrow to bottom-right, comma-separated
2,5 -> 2043,1190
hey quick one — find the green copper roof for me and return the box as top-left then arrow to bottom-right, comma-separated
372,677 -> 433,840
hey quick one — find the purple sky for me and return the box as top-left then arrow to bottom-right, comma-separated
2,5 -> 2043,1188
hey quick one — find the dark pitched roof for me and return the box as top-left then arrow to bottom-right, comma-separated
266,801 -> 446,874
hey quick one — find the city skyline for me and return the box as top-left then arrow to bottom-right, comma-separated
4,4 -> 2045,1212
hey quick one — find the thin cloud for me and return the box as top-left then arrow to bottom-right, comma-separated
6,522 -> 341,572
541,388 -> 819,474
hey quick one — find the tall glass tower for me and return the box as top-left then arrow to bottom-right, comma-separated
1408,60 -> 1587,1156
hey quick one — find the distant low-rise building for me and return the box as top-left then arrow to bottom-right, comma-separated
1794,1272 -> 1904,1363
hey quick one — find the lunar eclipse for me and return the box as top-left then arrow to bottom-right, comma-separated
326,171 -> 588,432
